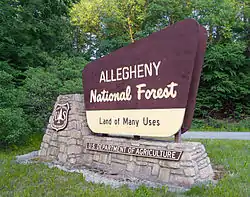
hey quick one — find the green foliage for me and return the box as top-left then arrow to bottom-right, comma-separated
144,0 -> 192,29
0,1 -> 87,147
0,54 -> 87,146
191,118 -> 250,131
0,139 -> 249,196
196,41 -> 250,119
0,0 -> 249,147
0,70 -> 22,108
192,0 -> 246,42
0,108 -> 31,147
70,0 -> 248,55
70,0 -> 148,57
21,55 -> 87,129
21,67 -> 62,127
70,0 -> 250,119
51,55 -> 87,94
0,62 -> 30,146
0,0 -> 75,78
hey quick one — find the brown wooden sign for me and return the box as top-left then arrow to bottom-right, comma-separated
82,19 -> 207,137
86,142 -> 183,161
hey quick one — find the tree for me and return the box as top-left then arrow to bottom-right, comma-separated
192,0 -> 246,43
70,0 -> 148,58
196,41 -> 250,119
0,0 -> 86,147
0,0 -> 76,85
70,0 -> 250,119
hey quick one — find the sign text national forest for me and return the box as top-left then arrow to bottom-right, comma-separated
83,19 -> 207,137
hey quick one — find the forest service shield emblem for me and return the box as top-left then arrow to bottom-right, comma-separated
51,103 -> 70,132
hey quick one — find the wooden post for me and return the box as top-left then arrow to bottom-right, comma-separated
174,130 -> 182,143
133,135 -> 140,140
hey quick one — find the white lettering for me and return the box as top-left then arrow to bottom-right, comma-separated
99,60 -> 162,83
136,82 -> 178,100
117,68 -> 122,81
167,82 -> 178,98
111,69 -> 116,82
136,84 -> 146,100
137,64 -> 144,78
89,86 -> 132,103
90,89 -> 97,103
144,63 -> 152,77
123,67 -> 129,80
130,65 -> 137,79
99,71 -> 106,83
106,70 -> 111,82
153,61 -> 161,76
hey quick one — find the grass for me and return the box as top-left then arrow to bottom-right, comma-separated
190,118 -> 250,131
0,134 -> 249,197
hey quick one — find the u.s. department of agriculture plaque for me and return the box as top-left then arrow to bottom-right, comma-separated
82,19 -> 207,137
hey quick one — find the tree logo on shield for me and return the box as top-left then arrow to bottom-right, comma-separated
51,103 -> 70,132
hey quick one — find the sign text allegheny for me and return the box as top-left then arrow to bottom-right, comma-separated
83,19 -> 207,137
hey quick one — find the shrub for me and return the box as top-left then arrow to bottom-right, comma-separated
21,55 -> 87,130
196,41 -> 250,119
0,108 -> 31,147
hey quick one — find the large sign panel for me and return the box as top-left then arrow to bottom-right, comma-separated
83,19 -> 207,137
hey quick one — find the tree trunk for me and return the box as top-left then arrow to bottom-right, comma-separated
127,16 -> 135,43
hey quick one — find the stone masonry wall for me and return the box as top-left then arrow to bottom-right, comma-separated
39,94 -> 214,188
39,94 -> 91,162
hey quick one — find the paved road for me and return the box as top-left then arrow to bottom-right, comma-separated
182,132 -> 250,140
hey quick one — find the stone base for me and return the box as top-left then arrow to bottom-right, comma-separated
39,94 -> 214,188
